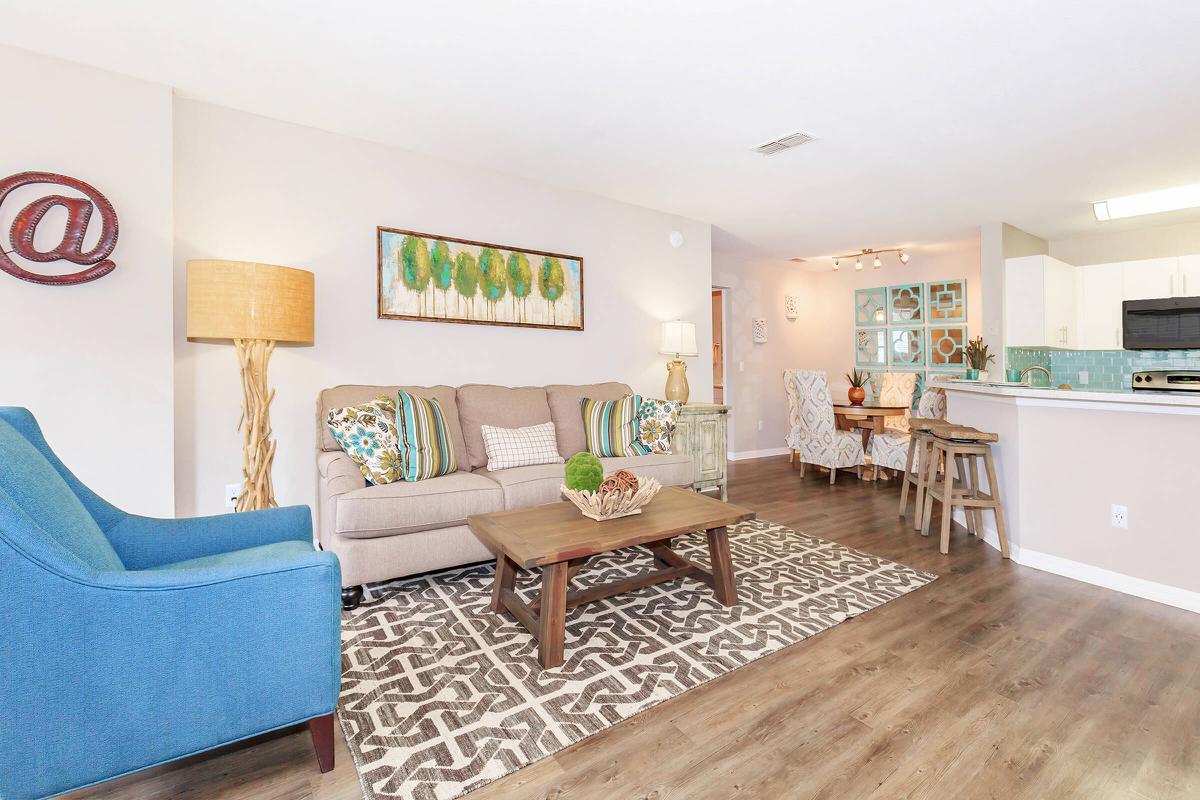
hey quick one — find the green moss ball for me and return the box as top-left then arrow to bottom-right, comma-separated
564,452 -> 604,493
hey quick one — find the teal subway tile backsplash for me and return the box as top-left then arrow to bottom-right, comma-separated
1005,347 -> 1200,390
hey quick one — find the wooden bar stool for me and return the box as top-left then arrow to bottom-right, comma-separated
898,417 -> 947,528
919,425 -> 1010,558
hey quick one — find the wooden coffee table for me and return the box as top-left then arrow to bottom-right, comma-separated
467,486 -> 756,668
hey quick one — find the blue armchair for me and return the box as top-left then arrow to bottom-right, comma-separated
0,408 -> 341,800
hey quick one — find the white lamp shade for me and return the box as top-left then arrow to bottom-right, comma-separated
659,320 -> 698,356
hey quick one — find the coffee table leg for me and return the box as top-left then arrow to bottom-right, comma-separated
538,562 -> 569,668
490,554 -> 515,613
706,526 -> 738,606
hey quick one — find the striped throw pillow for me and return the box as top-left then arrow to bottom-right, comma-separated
395,390 -> 459,481
580,395 -> 651,458
481,421 -> 565,471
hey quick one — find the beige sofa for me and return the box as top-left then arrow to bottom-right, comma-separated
316,382 -> 693,607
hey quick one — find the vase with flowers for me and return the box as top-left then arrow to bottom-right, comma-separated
845,368 -> 870,406
965,335 -> 995,381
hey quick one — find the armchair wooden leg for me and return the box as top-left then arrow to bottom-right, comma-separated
829,467 -> 837,485
798,460 -> 806,477
341,585 -> 364,611
309,713 -> 335,773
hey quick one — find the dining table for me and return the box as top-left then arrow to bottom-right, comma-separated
832,400 -> 910,452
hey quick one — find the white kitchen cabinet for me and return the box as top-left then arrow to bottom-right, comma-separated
1075,262 -> 1124,349
1004,255 -> 1077,348
1179,255 -> 1200,298
1122,257 -> 1179,300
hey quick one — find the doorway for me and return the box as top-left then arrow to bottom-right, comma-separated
711,289 -> 725,403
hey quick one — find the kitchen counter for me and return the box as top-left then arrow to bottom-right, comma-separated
927,375 -> 1200,614
929,376 -> 1200,410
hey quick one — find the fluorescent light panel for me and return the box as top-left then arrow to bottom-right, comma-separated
1094,183 -> 1200,221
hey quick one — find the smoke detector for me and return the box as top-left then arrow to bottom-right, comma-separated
754,130 -> 816,155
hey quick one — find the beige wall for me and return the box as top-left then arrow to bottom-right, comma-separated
711,254 -> 819,457
0,46 -> 175,516
173,99 -> 713,516
1048,219 -> 1200,265
713,235 -> 982,456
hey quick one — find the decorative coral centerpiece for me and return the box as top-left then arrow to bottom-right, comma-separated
561,458 -> 662,521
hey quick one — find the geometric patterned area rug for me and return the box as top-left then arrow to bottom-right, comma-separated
338,520 -> 936,800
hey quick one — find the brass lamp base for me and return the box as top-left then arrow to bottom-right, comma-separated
664,359 -> 690,403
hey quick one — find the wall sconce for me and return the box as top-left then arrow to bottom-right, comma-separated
784,296 -> 800,320
752,318 -> 768,343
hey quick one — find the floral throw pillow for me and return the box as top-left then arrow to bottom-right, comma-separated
325,397 -> 403,485
637,398 -> 682,454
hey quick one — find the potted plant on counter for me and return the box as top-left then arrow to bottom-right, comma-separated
845,368 -> 870,406
965,335 -> 995,380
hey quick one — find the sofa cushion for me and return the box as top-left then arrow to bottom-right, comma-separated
545,382 -> 632,458
480,421 -> 564,471
456,385 -> 552,470
318,385 -> 468,470
333,470 -> 503,539
478,463 -> 566,509
581,395 -> 651,457
324,396 -> 402,484
599,453 -> 693,488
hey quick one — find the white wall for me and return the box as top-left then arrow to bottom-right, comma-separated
0,46 -> 174,516
1049,219 -> 1200,265
173,99 -> 712,516
712,236 -> 982,456
711,254 -> 819,457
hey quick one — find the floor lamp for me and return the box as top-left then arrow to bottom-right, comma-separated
186,259 -> 314,511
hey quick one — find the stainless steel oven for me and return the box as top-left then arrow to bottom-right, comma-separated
1122,296 -> 1200,350
1132,370 -> 1200,392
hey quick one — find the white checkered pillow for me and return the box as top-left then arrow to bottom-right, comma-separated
480,421 -> 565,471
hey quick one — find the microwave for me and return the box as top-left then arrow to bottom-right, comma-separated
1122,296 -> 1200,350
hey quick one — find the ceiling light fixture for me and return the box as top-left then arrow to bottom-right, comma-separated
827,247 -> 909,273
1093,182 -> 1200,221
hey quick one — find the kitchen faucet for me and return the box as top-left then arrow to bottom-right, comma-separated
1021,365 -> 1052,386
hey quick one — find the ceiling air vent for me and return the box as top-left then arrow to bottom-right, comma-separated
754,130 -> 815,155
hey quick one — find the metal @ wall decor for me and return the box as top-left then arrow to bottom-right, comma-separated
0,171 -> 119,285
377,227 -> 584,331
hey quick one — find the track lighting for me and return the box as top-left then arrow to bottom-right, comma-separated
828,247 -> 910,272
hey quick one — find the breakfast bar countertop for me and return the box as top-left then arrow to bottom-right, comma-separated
929,376 -> 1200,409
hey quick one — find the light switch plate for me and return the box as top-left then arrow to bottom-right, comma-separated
1078,370 -> 1089,385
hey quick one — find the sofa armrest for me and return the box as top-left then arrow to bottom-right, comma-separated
105,505 -> 314,570
317,451 -> 366,550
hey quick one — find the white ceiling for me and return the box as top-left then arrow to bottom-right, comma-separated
3,0 -> 1199,259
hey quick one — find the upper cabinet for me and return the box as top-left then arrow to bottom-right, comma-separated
1076,262 -> 1124,350
1008,253 -> 1200,352
1180,255 -> 1200,297
1005,255 -> 1077,348
1122,257 -> 1179,300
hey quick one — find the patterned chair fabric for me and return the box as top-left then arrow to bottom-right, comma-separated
783,369 -> 866,470
869,386 -> 947,471
878,372 -> 918,432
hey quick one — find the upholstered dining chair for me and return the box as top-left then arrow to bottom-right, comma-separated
0,408 -> 342,800
783,369 -> 866,484
870,384 -> 947,478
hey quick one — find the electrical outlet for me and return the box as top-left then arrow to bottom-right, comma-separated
1078,370 -> 1089,385
225,483 -> 241,509
757,419 -> 764,431
739,360 -> 745,372
1111,504 -> 1128,529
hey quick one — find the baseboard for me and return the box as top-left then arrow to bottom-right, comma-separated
964,517 -> 1200,614
729,447 -> 790,461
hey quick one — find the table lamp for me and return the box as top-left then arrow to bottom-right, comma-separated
186,259 -> 314,511
659,320 -> 698,403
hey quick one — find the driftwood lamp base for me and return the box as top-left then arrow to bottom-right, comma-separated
234,338 -> 278,512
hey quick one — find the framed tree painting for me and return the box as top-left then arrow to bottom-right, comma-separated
377,227 -> 584,330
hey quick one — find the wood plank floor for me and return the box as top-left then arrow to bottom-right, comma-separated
69,456 -> 1200,800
